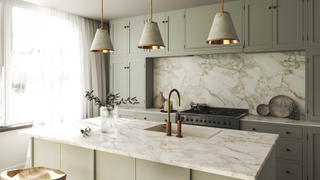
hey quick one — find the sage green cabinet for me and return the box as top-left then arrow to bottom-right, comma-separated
307,50 -> 320,121
33,138 -> 60,169
110,16 -> 145,57
185,1 -> 243,54
118,109 -> 136,119
146,9 -> 185,57
110,57 -> 153,108
136,112 -> 176,122
244,0 -> 304,52
136,159 -> 190,180
307,127 -> 320,180
110,19 -> 127,57
307,0 -> 320,48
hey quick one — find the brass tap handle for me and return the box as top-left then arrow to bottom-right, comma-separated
176,118 -> 184,138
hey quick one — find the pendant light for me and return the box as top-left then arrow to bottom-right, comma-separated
90,0 -> 114,53
138,0 -> 165,49
206,0 -> 239,45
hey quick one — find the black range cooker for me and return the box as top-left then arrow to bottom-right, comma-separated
178,103 -> 248,130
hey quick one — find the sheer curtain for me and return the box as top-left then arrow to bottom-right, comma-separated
10,6 -> 107,127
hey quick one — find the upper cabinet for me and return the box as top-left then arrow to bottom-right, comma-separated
146,9 -> 186,57
185,1 -> 243,54
244,0 -> 304,52
110,16 -> 145,57
307,0 -> 320,48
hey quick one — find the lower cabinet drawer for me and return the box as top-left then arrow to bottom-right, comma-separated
118,110 -> 136,119
276,139 -> 303,162
276,161 -> 302,180
136,113 -> 175,122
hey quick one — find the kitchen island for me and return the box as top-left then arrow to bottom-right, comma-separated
19,118 -> 278,180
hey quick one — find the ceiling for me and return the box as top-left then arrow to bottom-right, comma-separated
22,0 -> 238,21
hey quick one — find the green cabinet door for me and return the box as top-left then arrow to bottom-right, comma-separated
307,50 -> 320,121
307,0 -> 320,47
166,9 -> 185,55
272,0 -> 303,49
244,0 -> 273,52
110,19 -> 127,57
147,13 -> 166,56
128,16 -> 145,57
128,58 -> 145,108
307,128 -> 320,180
110,59 -> 127,102
33,138 -> 61,169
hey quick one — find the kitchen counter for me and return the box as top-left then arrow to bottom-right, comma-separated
19,118 -> 278,180
242,114 -> 320,127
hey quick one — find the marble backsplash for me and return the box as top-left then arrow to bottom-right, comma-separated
154,51 -> 305,116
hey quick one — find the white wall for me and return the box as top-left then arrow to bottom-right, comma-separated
0,129 -> 30,172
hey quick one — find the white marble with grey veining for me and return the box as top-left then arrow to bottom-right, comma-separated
19,118 -> 278,180
154,52 -> 305,117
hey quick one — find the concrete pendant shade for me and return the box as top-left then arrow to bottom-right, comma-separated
138,22 -> 165,49
206,12 -> 240,45
90,29 -> 115,53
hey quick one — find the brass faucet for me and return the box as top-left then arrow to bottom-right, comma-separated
167,89 -> 183,137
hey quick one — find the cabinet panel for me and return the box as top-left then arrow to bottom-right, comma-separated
307,50 -> 320,121
147,13 -> 166,56
118,110 -> 136,119
307,0 -> 320,47
128,59 -> 145,108
273,0 -> 303,49
276,161 -> 302,180
192,170 -> 242,180
276,139 -> 303,162
308,128 -> 320,180
110,59 -> 127,101
60,144 -> 94,180
96,151 -> 135,180
110,19 -> 127,57
166,10 -> 185,55
244,0 -> 273,51
33,138 -> 60,169
136,159 -> 189,180
136,112 -> 175,122
128,16 -> 145,56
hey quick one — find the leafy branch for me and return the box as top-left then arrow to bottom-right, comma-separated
85,90 -> 139,109
81,126 -> 92,137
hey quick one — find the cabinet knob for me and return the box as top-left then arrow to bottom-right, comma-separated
124,26 -> 127,28
144,117 -> 147,120
274,6 -> 277,9
127,26 -> 130,28
269,6 -> 272,9
253,128 -> 256,131
124,67 -> 126,69
286,131 -> 290,134
286,148 -> 290,151
165,21 -> 168,23
165,119 -> 167,122
286,171 -> 290,174
162,21 -> 165,23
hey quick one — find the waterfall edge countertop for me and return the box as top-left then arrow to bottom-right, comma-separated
19,118 -> 278,180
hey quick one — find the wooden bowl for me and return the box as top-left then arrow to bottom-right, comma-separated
256,104 -> 270,116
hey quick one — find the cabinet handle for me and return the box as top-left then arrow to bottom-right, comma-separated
252,128 -> 256,131
165,119 -> 167,122
286,131 -> 290,134
127,26 -> 130,28
286,171 -> 290,174
162,21 -> 165,23
124,26 -> 127,28
144,117 -> 147,120
274,6 -> 277,9
269,6 -> 272,9
124,67 -> 126,69
286,148 -> 290,152
127,66 -> 129,69
165,20 -> 168,23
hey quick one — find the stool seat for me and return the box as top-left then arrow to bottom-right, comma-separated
1,167 -> 66,180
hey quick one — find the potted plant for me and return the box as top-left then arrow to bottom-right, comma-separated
85,90 -> 139,133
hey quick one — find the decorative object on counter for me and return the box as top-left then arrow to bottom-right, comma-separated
294,104 -> 300,120
207,0 -> 239,45
90,0 -> 114,53
288,102 -> 296,119
153,91 -> 165,108
268,95 -> 294,118
190,102 -> 206,111
0,167 -> 67,180
256,104 -> 270,116
80,126 -> 92,137
138,0 -> 165,49
85,90 -> 139,133
163,99 -> 173,111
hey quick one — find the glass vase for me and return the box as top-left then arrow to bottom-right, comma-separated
100,106 -> 118,133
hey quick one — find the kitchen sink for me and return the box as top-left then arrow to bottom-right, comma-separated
144,124 -> 222,139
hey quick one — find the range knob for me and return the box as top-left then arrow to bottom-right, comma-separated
209,121 -> 211,123
196,119 -> 199,122
200,120 -> 203,123
223,122 -> 226,125
204,120 -> 207,123
186,118 -> 189,122
191,118 -> 193,122
217,121 -> 220,124
228,122 -> 231,125
213,121 -> 216,124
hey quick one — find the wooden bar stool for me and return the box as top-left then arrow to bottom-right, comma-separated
1,167 -> 66,180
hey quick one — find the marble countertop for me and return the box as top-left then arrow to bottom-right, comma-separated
242,115 -> 320,128
19,118 -> 278,180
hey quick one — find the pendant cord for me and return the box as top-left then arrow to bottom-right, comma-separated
150,0 -> 153,22
222,0 -> 224,12
101,0 -> 103,29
